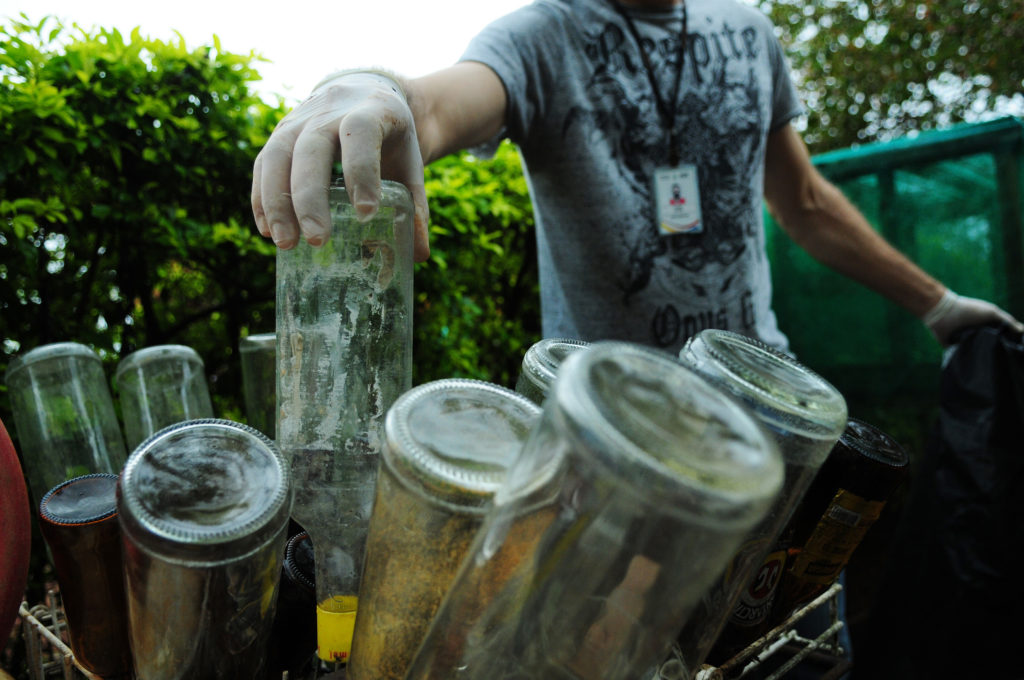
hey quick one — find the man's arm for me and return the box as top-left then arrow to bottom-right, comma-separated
763,123 -> 1022,344
251,63 -> 506,261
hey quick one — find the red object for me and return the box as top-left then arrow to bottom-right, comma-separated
1,417 -> 31,640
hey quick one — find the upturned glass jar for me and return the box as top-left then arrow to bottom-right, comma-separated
675,330 -> 848,671
115,344 -> 214,451
4,342 -> 127,506
239,333 -> 277,438
117,419 -> 293,680
514,338 -> 591,405
406,341 -> 784,680
38,473 -> 133,679
276,177 -> 414,665
348,379 -> 542,680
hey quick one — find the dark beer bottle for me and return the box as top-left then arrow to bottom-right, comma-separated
38,473 -> 134,679
771,417 -> 909,624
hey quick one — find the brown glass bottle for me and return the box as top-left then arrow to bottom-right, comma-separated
770,417 -> 909,625
38,473 -> 134,679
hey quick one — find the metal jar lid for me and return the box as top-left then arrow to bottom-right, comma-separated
114,345 -> 205,382
550,341 -> 784,528
383,379 -> 542,512
5,342 -> 102,385
117,419 -> 293,564
680,330 -> 848,447
39,473 -> 119,526
519,338 -> 591,397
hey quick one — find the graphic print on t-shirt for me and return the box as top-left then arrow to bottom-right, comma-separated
563,14 -> 770,348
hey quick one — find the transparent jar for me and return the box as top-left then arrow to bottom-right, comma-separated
239,333 -> 277,438
117,419 -> 294,680
675,330 -> 848,671
348,379 -> 542,680
38,473 -> 133,679
514,337 -> 590,405
4,342 -> 127,506
276,178 -> 414,665
406,341 -> 784,680
115,344 -> 214,451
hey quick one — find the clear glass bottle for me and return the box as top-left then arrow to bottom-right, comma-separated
114,344 -> 214,451
38,473 -> 133,679
406,341 -> 784,680
348,379 -> 542,680
675,329 -> 848,672
276,177 -> 414,665
117,419 -> 294,680
4,342 -> 127,506
514,337 -> 590,405
239,332 -> 277,438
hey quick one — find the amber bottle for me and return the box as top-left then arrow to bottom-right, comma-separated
771,417 -> 909,624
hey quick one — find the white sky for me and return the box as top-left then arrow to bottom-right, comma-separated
1,0 -> 532,105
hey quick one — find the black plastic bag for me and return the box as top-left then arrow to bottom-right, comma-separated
860,324 -> 1024,679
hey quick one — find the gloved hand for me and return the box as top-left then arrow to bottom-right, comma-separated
251,70 -> 431,261
922,289 -> 1024,346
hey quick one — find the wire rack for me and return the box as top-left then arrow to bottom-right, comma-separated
14,584 -> 847,680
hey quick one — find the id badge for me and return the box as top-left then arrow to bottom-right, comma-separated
654,164 -> 702,235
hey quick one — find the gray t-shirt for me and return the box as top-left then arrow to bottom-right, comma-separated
461,0 -> 803,353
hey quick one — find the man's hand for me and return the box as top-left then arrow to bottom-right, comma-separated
251,71 -> 431,261
923,290 -> 1024,346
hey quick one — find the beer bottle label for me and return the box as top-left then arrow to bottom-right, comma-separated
788,489 -> 885,585
729,548 -> 787,628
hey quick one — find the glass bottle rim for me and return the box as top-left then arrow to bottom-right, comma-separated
520,337 -> 591,395
840,417 -> 909,467
114,344 -> 205,381
681,329 -> 848,441
118,418 -> 292,560
238,332 -> 276,353
39,473 -> 119,526
551,341 -> 784,519
384,378 -> 542,511
5,342 -> 102,385
329,176 -> 412,208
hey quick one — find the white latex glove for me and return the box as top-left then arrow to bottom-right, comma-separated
922,289 -> 1024,346
251,70 -> 431,261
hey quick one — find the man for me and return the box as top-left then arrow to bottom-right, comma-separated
251,0 -> 1021,356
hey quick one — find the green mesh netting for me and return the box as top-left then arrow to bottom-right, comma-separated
766,116 -> 1024,405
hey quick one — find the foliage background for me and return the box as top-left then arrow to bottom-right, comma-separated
2,4 -> 1023,676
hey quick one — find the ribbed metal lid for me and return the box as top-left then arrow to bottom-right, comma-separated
840,418 -> 909,468
551,342 -> 784,527
680,330 -> 848,444
114,345 -> 204,382
383,379 -> 542,512
5,342 -> 101,385
117,419 -> 292,563
39,473 -> 119,526
519,338 -> 591,396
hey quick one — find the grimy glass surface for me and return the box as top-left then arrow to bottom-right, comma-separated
406,341 -> 783,680
276,178 -> 414,665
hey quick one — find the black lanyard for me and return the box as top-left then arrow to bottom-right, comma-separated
610,0 -> 688,166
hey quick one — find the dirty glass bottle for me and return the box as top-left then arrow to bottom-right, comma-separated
514,338 -> 590,405
115,344 -> 214,451
348,379 -> 541,680
675,330 -> 848,673
38,473 -> 133,679
4,342 -> 127,506
405,341 -> 784,680
239,333 -> 277,439
117,419 -> 293,680
770,417 -> 909,624
276,177 -> 414,665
